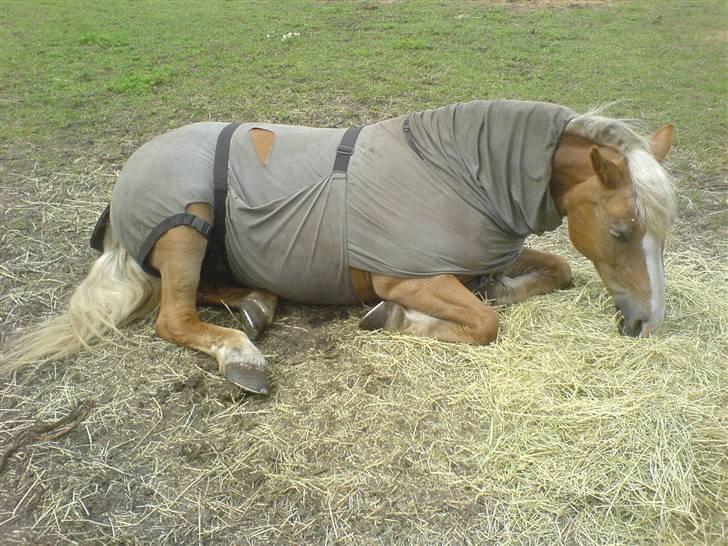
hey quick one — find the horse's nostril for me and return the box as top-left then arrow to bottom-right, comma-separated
617,313 -> 642,337
613,298 -> 646,337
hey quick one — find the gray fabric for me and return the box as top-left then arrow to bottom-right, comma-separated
225,123 -> 353,304
109,100 -> 575,306
346,100 -> 576,277
111,121 -> 354,305
110,121 -> 225,263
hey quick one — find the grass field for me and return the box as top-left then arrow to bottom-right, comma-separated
1,1 -> 727,544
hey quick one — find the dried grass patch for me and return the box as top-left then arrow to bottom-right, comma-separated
1,168 -> 726,543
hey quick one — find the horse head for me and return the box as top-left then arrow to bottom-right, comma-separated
553,121 -> 676,337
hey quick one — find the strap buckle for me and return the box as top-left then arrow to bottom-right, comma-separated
333,126 -> 363,173
191,216 -> 212,238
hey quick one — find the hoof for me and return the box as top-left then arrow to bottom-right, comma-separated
224,364 -> 270,395
478,276 -> 509,304
239,299 -> 270,340
359,301 -> 401,331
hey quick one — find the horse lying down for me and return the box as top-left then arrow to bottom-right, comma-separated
4,100 -> 676,394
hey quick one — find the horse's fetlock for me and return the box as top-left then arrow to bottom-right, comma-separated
154,314 -> 174,341
155,313 -> 197,344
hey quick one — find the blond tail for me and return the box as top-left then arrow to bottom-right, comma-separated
1,236 -> 160,372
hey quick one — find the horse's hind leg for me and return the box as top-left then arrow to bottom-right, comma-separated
480,248 -> 572,305
148,204 -> 269,394
197,283 -> 278,340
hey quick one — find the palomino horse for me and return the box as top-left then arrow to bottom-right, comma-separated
3,101 -> 676,394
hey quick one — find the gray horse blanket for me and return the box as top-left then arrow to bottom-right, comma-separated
109,100 -> 576,304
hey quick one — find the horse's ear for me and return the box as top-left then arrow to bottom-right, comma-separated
589,147 -> 622,189
650,124 -> 673,162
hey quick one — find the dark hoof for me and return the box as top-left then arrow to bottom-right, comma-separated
224,364 -> 270,395
479,278 -> 508,303
239,300 -> 269,340
359,301 -> 399,331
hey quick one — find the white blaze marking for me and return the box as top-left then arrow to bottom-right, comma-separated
642,230 -> 665,331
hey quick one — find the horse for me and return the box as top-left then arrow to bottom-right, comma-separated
2,100 -> 676,395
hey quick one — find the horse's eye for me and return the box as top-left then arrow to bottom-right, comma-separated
609,225 -> 631,241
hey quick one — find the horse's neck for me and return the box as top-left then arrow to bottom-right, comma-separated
549,133 -> 623,215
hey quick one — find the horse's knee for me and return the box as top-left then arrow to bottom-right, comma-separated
471,311 -> 499,344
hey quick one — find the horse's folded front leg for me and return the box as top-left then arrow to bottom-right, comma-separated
479,248 -> 572,305
361,274 -> 498,344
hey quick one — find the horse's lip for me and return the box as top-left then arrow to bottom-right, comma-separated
639,321 -> 660,338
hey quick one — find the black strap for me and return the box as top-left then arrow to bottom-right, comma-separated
137,213 -> 212,275
333,126 -> 363,173
211,123 -> 240,271
90,204 -> 111,252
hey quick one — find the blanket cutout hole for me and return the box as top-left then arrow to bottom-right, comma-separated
248,127 -> 276,166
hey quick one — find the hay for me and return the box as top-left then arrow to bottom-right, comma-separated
347,247 -> 728,543
1,163 -> 727,543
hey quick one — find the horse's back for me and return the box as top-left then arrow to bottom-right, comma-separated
109,121 -> 359,304
228,123 -> 345,205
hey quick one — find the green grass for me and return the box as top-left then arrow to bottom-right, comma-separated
1,0 -> 726,171
107,66 -> 175,95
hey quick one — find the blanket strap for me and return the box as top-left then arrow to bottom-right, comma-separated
137,214 -> 212,275
209,122 -> 241,274
91,204 -> 213,276
333,126 -> 363,173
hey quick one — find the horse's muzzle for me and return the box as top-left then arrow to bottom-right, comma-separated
614,295 -> 654,338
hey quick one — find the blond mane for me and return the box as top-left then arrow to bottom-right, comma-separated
565,110 -> 677,238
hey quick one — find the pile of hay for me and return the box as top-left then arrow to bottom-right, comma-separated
346,243 -> 728,543
1,223 -> 726,543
